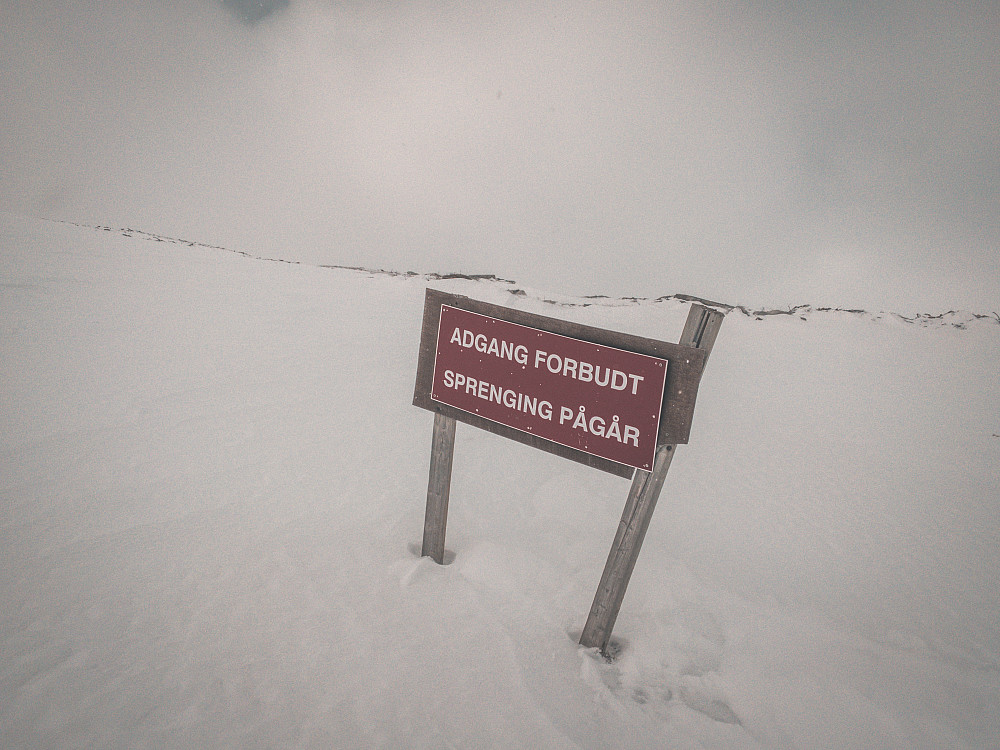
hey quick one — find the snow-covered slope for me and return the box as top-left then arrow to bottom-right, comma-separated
2,214 -> 998,748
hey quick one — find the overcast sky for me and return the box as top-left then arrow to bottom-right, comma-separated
2,1 -> 997,312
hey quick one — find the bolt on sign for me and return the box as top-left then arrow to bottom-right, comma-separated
413,289 -> 709,478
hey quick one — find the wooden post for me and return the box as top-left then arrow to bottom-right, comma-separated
421,412 -> 457,564
580,304 -> 724,654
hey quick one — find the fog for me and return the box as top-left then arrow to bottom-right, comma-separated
2,0 -> 997,312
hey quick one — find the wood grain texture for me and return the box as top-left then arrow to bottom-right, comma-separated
421,412 -> 456,564
579,443 -> 677,651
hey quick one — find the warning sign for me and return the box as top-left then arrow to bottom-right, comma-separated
430,305 -> 667,470
414,289 -> 708,477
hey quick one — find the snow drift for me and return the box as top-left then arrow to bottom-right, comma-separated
2,214 -> 998,748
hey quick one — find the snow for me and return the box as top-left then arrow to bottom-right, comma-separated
2,213 -> 998,748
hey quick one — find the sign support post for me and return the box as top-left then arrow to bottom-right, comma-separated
421,412 -> 457,565
579,304 -> 723,654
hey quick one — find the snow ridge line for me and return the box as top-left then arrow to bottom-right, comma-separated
534,293 -> 999,328
67,221 -> 517,283
63,220 -> 1000,329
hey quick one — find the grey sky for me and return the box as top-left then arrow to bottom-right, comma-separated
2,1 -> 996,312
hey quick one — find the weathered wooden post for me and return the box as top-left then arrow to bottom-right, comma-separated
421,412 -> 457,564
579,304 -> 723,654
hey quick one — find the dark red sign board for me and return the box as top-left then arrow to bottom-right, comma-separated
413,290 -> 708,478
430,305 -> 668,471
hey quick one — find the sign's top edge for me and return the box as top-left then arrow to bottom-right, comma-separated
425,288 -> 706,366
439,304 -> 669,367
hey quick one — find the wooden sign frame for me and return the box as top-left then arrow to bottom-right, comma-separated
414,289 -> 708,477
412,288 -> 724,655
